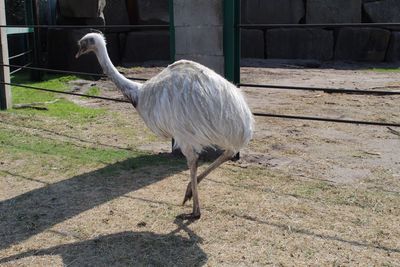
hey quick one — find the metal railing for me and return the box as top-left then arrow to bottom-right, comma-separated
0,23 -> 398,128
1,24 -> 169,29
239,23 -> 400,29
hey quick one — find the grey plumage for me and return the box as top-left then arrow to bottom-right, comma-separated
76,33 -> 254,219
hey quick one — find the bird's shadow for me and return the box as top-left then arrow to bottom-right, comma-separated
0,218 -> 207,266
0,153 -> 187,251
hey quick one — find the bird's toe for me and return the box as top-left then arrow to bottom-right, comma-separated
177,212 -> 201,221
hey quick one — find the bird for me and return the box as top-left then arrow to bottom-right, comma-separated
76,32 -> 254,220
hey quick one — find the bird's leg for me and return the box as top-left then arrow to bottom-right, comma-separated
190,158 -> 201,218
183,150 -> 235,205
179,147 -> 201,220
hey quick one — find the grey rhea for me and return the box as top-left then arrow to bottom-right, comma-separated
76,33 -> 254,219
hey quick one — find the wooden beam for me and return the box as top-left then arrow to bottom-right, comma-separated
0,0 -> 11,110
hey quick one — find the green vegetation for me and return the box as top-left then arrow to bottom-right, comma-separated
10,73 -> 78,104
0,126 -> 183,168
9,73 -> 105,122
0,127 -> 135,165
85,86 -> 101,97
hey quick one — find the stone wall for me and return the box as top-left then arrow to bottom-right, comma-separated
242,0 -> 400,62
47,0 -> 106,73
48,0 -> 400,69
103,0 -> 224,74
103,0 -> 170,65
47,0 -> 170,73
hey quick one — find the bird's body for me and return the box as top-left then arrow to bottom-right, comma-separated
138,60 -> 253,154
76,33 -> 253,219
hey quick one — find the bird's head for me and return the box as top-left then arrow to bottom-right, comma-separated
75,32 -> 106,58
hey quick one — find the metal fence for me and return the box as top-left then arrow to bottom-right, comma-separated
0,22 -> 399,128
236,21 -> 400,128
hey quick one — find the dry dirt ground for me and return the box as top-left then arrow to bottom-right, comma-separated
1,61 -> 400,266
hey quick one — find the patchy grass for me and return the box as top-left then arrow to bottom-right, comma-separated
9,73 -> 105,122
85,86 -> 101,97
0,128 -> 184,183
9,98 -> 106,123
0,127 -> 136,166
10,73 -> 77,104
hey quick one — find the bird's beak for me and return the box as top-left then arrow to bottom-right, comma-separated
75,47 -> 83,59
75,40 -> 87,59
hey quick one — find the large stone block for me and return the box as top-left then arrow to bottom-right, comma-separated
136,0 -> 169,24
122,31 -> 170,63
386,32 -> 400,62
47,29 -> 102,74
103,0 -> 130,26
173,0 -> 222,26
175,26 -> 223,56
266,28 -> 334,60
8,35 -> 28,69
364,0 -> 400,23
241,29 -> 264,59
105,33 -> 121,65
307,0 -> 361,23
175,54 -> 225,76
335,28 -> 391,62
119,33 -> 127,55
56,16 -> 105,26
172,0 -> 224,80
241,0 -> 248,23
58,0 -> 105,18
244,0 -> 305,24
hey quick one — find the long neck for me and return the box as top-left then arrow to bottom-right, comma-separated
95,45 -> 141,106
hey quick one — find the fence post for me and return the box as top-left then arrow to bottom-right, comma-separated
0,0 -> 11,110
223,0 -> 240,84
168,0 -> 175,63
29,0 -> 43,81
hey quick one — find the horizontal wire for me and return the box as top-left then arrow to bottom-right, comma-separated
3,81 -> 398,128
239,83 -> 400,95
2,63 -> 148,81
253,113 -> 400,128
2,24 -> 398,131
9,62 -> 32,76
2,82 -> 130,103
7,64 -> 399,96
239,23 -> 400,29
9,50 -> 32,60
0,24 -> 169,29
3,23 -> 399,30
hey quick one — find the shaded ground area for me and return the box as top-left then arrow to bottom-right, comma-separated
0,61 -> 399,266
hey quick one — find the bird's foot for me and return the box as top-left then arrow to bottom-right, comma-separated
177,212 -> 201,221
182,183 -> 193,205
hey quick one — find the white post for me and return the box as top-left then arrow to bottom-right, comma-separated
0,0 -> 11,110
